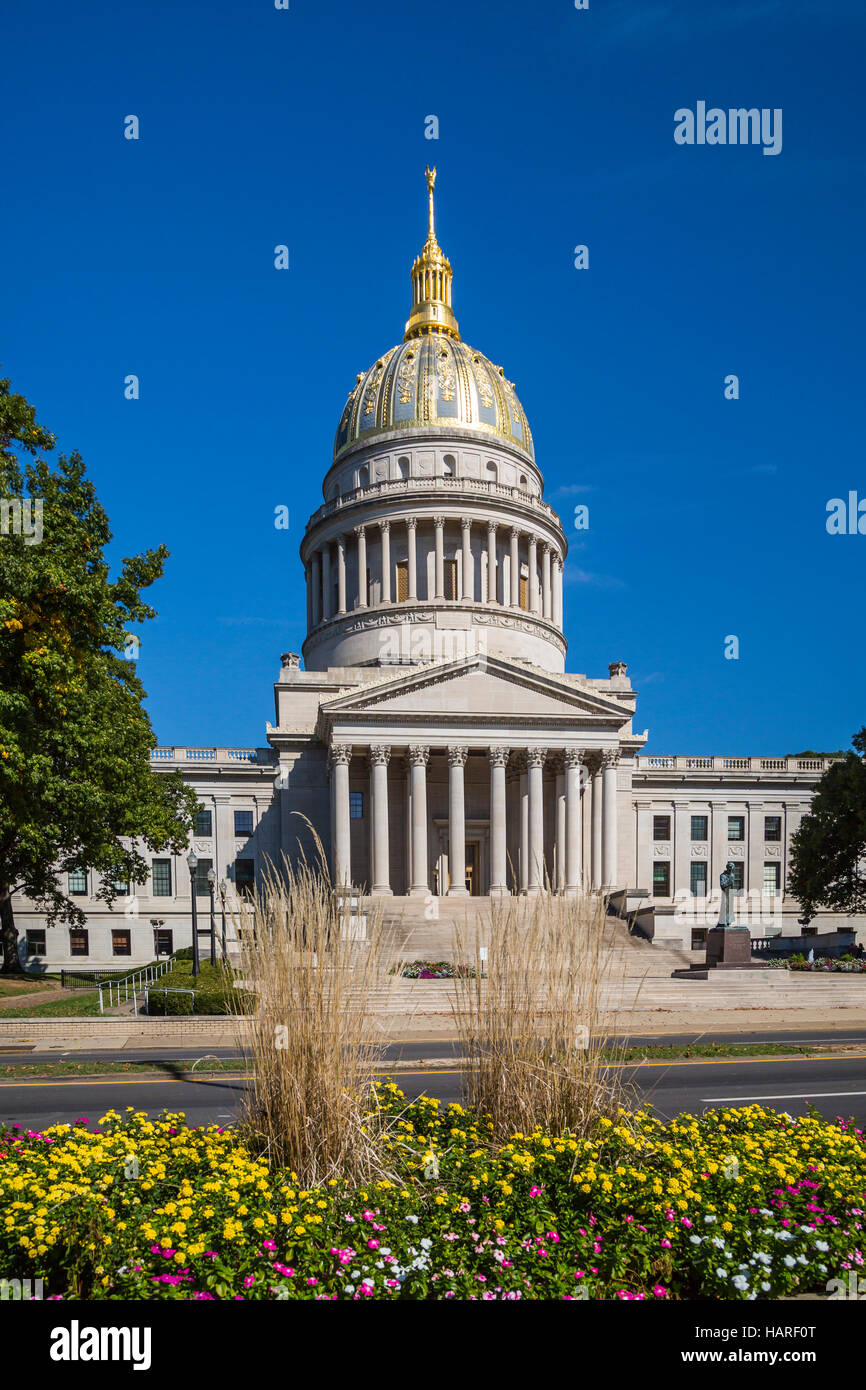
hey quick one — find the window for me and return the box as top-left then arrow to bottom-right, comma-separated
519,571 -> 528,611
349,791 -> 364,819
652,862 -> 671,897
195,809 -> 212,837
764,815 -> 782,842
691,927 -> 708,950
235,858 -> 255,897
112,929 -> 131,957
802,925 -> 818,936
154,928 -> 173,957
234,810 -> 254,838
690,815 -> 708,842
729,862 -> 745,891
68,869 -> 87,896
112,875 -> 129,895
152,859 -> 172,897
690,862 -> 708,897
485,461 -> 497,482
69,929 -> 89,957
444,558 -> 458,600
763,862 -> 781,896
727,815 -> 745,842
396,561 -> 409,602
358,464 -> 369,488
195,857 -> 213,897
443,454 -> 455,477
26,929 -> 46,957
398,456 -> 410,480
653,815 -> 671,841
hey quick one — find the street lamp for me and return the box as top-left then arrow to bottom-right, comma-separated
218,878 -> 228,961
207,867 -> 217,968
186,848 -> 200,978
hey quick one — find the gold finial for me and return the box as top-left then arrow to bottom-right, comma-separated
404,167 -> 460,341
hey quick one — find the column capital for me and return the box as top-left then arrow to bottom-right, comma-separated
336,531 -> 346,546
408,744 -> 430,767
510,524 -> 521,539
487,519 -> 497,535
601,749 -> 621,770
378,518 -> 391,535
564,747 -> 585,769
406,516 -> 418,532
329,743 -> 352,769
354,523 -> 366,539
488,746 -> 510,768
527,747 -> 548,769
369,744 -> 391,766
447,744 -> 468,767
542,542 -> 554,557
434,514 -> 445,530
461,516 -> 472,533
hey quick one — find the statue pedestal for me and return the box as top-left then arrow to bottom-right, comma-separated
705,924 -> 752,968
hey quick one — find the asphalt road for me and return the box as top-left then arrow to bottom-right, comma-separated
2,1041 -> 866,1130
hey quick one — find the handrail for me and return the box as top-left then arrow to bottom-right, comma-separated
98,955 -> 177,1016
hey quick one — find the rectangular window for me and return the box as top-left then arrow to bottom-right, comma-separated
195,857 -> 213,897
112,929 -> 131,957
519,572 -> 528,611
729,862 -> 745,892
691,927 -> 708,950
69,929 -> 89,957
151,859 -> 172,897
727,815 -> 745,842
234,810 -> 253,838
652,862 -> 671,897
68,869 -> 87,896
194,809 -> 212,837
763,862 -> 781,896
444,558 -> 458,601
690,861 -> 708,896
653,815 -> 671,841
235,858 -> 255,897
25,929 -> 46,957
690,815 -> 708,842
153,928 -> 173,957
396,561 -> 409,603
112,876 -> 129,895
764,815 -> 782,842
349,791 -> 364,819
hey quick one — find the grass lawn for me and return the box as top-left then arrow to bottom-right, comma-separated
0,991 -> 102,1019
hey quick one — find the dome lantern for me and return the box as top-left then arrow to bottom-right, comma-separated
403,167 -> 460,342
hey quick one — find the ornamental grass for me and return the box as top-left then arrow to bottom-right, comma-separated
452,891 -> 628,1142
233,832 -> 389,1186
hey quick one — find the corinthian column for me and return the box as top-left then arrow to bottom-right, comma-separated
447,745 -> 468,896
322,545 -> 332,622
406,518 -> 417,600
379,520 -> 391,604
369,745 -> 392,896
487,521 -> 497,603
510,527 -> 520,608
408,746 -> 429,896
542,544 -> 552,620
488,747 -> 509,897
355,526 -> 367,608
311,551 -> 321,627
590,756 -> 603,889
527,747 -> 547,895
461,519 -> 473,601
336,534 -> 347,615
565,748 -> 583,895
601,749 -> 620,889
434,516 -> 445,599
528,534 -> 538,614
330,744 -> 352,889
553,552 -> 563,627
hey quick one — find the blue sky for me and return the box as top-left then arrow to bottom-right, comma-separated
2,0 -> 863,754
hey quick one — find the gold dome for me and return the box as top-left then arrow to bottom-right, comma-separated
333,169 -> 534,464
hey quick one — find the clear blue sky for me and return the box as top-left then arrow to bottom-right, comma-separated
3,0 -> 864,754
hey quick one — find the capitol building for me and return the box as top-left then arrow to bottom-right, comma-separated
17,171 -> 851,968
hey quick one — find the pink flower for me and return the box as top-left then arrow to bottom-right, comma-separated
244,1275 -> 255,1288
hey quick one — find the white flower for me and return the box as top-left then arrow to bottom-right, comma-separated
689,1235 -> 702,1244
705,1215 -> 717,1224
344,1284 -> 355,1295
756,1253 -> 772,1265
420,1238 -> 433,1250
816,1241 -> 829,1253
761,1281 -> 771,1291
783,1255 -> 796,1268
716,1268 -> 728,1279
406,1215 -> 419,1224
711,1237 -> 725,1249
732,1275 -> 749,1291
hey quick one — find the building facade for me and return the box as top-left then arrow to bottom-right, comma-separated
14,171 -> 858,968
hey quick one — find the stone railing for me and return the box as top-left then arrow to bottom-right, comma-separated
304,475 -> 563,533
635,755 -> 838,773
150,747 -> 276,765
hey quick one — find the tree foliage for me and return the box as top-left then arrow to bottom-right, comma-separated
788,728 -> 866,921
0,374 -> 198,971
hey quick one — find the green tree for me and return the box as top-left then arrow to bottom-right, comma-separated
788,728 -> 866,922
0,374 -> 198,972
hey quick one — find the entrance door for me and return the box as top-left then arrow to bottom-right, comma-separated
465,842 -> 479,896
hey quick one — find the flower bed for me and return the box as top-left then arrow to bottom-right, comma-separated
767,955 -> 866,973
390,960 -> 475,979
1,1089 -> 864,1300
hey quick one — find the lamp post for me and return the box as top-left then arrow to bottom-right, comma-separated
186,849 -> 200,978
218,879 -> 227,961
207,867 -> 217,968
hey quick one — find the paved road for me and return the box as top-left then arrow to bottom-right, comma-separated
2,1048 -> 866,1130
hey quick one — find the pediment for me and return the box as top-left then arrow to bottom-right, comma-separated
318,655 -> 633,725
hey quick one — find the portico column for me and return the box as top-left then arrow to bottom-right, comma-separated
406,518 -> 417,600
370,745 -> 392,896
590,756 -> 603,890
336,534 -> 347,615
355,526 -> 367,608
519,761 -> 529,893
601,750 -> 620,889
510,527 -> 520,608
434,516 -> 445,599
379,521 -> 391,604
565,748 -> 583,896
330,744 -> 352,889
408,746 -> 429,896
447,745 -> 468,896
528,535 -> 538,614
487,521 -> 497,603
542,545 -> 552,620
488,747 -> 509,898
527,747 -> 547,895
553,552 -> 563,627
311,551 -> 321,627
461,519 -> 473,601
555,767 -> 566,891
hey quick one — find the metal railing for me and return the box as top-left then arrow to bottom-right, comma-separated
143,985 -> 196,1015
98,956 -> 177,1015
